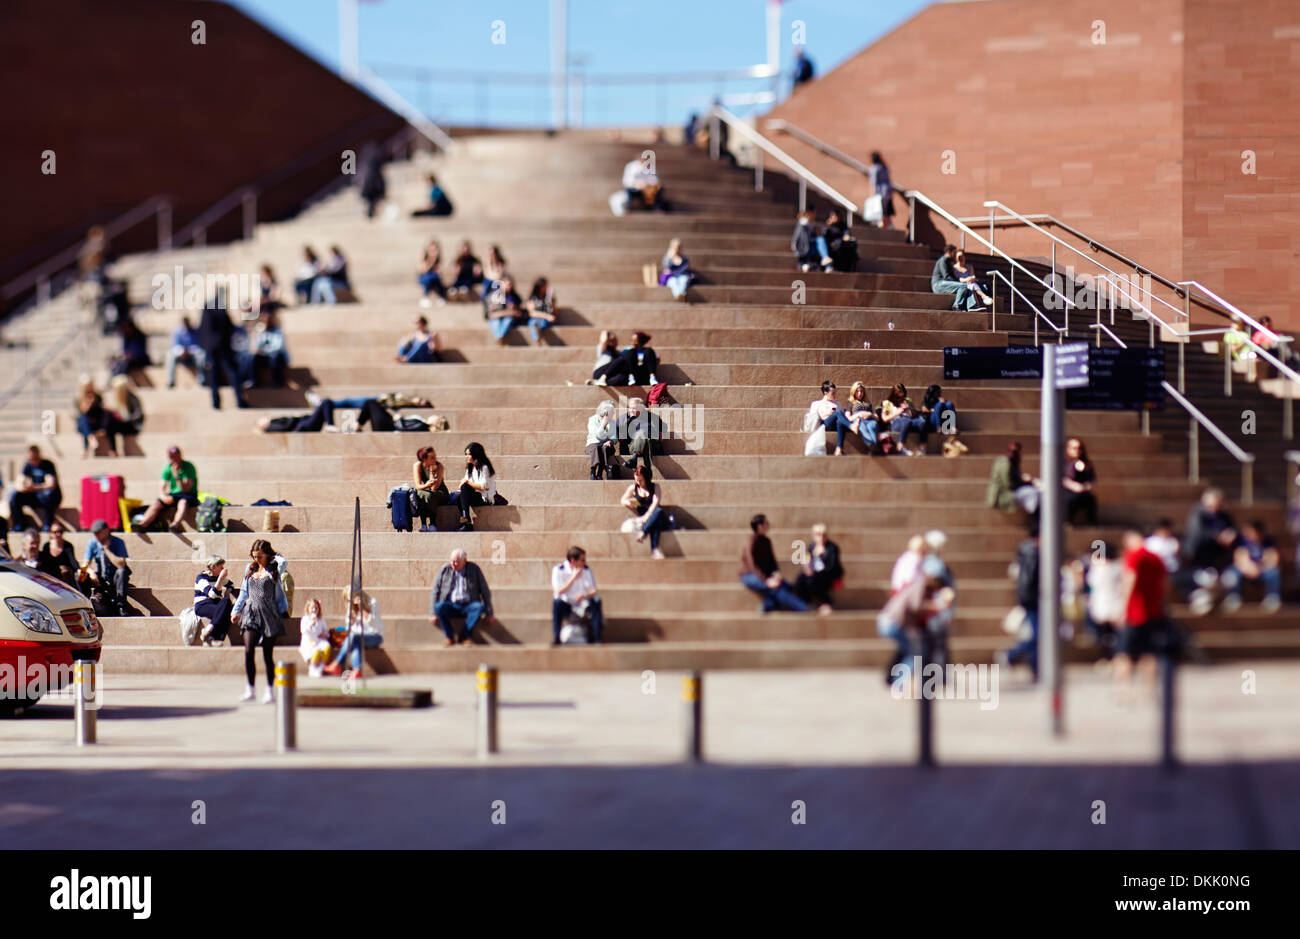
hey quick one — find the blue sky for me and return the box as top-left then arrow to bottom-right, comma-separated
227,0 -> 931,126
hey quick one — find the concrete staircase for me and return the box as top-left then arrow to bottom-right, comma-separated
5,130 -> 1296,672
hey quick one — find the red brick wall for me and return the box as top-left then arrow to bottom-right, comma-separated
0,0 -> 404,295
764,0 -> 1300,329
1182,0 -> 1300,325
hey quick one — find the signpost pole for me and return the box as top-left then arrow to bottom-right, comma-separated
1040,345 -> 1067,737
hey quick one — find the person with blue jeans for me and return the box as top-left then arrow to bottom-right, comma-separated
739,514 -> 808,613
429,548 -> 494,646
417,240 -> 447,306
311,246 -> 350,304
931,244 -> 979,311
661,239 -> 694,301
920,384 -> 956,434
326,587 -> 384,675
621,463 -> 668,559
396,316 -> 442,363
998,527 -> 1041,680
523,278 -> 558,345
485,277 -> 524,342
881,383 -> 930,455
809,380 -> 868,455
1221,520 -> 1283,612
845,381 -> 879,449
9,446 -> 62,531
551,547 -> 604,644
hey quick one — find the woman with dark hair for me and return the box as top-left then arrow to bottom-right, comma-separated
523,277 -> 557,344
660,239 -> 694,302
987,441 -> 1040,515
294,246 -> 321,303
587,330 -> 631,386
1063,437 -> 1099,525
230,539 -> 289,703
620,462 -> 667,559
920,384 -> 956,435
259,265 -> 284,315
880,382 -> 929,455
483,245 -> 508,293
75,375 -> 117,456
412,445 -> 448,532
450,241 -> 483,300
624,331 -> 660,385
822,210 -> 858,272
868,151 -> 895,229
449,443 -> 498,532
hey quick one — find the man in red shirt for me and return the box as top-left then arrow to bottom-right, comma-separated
1116,528 -> 1171,688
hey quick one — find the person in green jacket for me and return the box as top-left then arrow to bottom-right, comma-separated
987,441 -> 1040,514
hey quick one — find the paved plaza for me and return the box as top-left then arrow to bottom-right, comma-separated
1,664 -> 1297,847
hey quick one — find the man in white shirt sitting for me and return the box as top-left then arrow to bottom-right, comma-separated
551,546 -> 603,645
622,157 -> 663,211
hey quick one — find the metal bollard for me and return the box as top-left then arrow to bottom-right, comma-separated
682,671 -> 702,762
476,664 -> 498,759
1160,651 -> 1177,772
916,630 -> 934,768
74,660 -> 97,746
275,661 -> 296,753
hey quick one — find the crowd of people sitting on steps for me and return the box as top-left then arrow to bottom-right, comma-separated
804,379 -> 957,456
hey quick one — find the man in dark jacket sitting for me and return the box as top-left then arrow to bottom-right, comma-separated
617,396 -> 664,472
429,548 -> 495,646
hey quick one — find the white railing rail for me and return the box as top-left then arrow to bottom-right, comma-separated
906,189 -> 1076,328
987,269 -> 1066,345
705,105 -> 857,223
1163,381 -> 1255,505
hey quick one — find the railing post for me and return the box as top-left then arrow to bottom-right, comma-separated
195,228 -> 207,250
754,150 -> 764,191
1284,395 -> 1293,441
990,279 -> 996,333
908,193 -> 915,244
74,660 -> 98,746
1149,317 -> 1155,349
1243,462 -> 1254,506
798,177 -> 806,213
683,671 -> 703,762
709,114 -> 720,160
1178,340 -> 1185,393
275,661 -> 296,752
1188,418 -> 1199,484
242,190 -> 257,241
1224,344 -> 1232,396
157,201 -> 172,251
988,207 -> 995,253
1010,266 -> 1016,321
477,664 -> 499,759
1141,409 -> 1150,436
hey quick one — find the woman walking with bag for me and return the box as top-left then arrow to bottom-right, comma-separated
231,539 -> 289,703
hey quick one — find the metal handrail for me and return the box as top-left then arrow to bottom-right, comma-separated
764,119 -> 874,175
373,62 -> 778,86
1088,323 -> 1128,349
356,66 -> 455,151
906,189 -> 1077,316
705,105 -> 857,223
987,269 -> 1066,345
1163,380 -> 1255,504
172,112 -> 409,249
2,196 -> 173,305
956,207 -> 1282,346
978,201 -> 1185,327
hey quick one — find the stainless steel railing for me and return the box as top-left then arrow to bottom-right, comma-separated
1163,381 -> 1256,505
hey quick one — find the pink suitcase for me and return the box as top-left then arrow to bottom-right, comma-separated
80,475 -> 125,530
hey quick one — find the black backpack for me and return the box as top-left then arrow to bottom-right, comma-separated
197,497 -> 225,533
